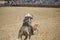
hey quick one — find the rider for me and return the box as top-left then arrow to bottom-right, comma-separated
22,13 -> 34,35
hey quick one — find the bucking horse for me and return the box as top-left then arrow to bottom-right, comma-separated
18,14 -> 38,40
18,22 -> 38,40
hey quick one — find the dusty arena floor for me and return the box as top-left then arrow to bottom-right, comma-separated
0,7 -> 60,40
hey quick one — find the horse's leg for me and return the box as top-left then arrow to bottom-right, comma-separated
24,32 -> 28,40
21,36 -> 22,40
24,35 -> 28,40
18,31 -> 23,40
29,34 -> 31,40
18,33 -> 22,40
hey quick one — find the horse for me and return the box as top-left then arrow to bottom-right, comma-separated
18,23 -> 38,40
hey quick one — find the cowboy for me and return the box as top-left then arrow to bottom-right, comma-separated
22,13 -> 34,35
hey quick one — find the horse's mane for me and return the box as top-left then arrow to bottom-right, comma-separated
22,22 -> 29,26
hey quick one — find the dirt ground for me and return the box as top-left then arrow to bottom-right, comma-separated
0,7 -> 60,40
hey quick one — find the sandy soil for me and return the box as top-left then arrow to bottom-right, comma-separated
0,7 -> 60,40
